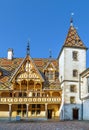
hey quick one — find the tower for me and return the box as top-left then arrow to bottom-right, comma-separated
58,18 -> 87,120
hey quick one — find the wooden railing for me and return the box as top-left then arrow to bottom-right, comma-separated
0,97 -> 61,104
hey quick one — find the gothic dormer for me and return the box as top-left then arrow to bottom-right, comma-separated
44,60 -> 56,82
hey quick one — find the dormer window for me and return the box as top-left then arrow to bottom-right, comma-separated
72,51 -> 78,61
48,71 -> 54,80
45,70 -> 54,81
44,62 -> 56,81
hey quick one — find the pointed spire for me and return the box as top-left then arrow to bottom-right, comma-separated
49,49 -> 52,59
64,18 -> 87,49
27,41 -> 30,55
70,13 -> 74,26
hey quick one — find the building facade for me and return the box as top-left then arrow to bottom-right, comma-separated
0,47 -> 62,120
58,20 -> 87,120
0,19 -> 89,120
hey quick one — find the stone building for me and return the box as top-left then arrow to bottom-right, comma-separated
79,68 -> 89,120
0,45 -> 62,120
58,19 -> 88,120
0,18 -> 89,120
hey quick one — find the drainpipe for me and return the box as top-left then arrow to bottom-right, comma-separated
79,74 -> 83,120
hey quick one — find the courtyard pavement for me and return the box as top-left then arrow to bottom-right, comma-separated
0,120 -> 88,130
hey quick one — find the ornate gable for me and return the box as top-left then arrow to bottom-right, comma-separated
44,61 -> 56,71
10,55 -> 44,83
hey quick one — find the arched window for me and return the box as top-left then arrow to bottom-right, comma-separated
21,80 -> 27,90
14,82 -> 20,90
28,80 -> 34,90
35,83 -> 41,91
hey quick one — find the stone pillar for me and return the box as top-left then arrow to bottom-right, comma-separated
9,104 -> 12,121
45,103 -> 48,119
26,104 -> 29,119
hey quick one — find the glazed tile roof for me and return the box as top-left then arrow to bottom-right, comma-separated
64,26 -> 87,49
0,58 -> 59,89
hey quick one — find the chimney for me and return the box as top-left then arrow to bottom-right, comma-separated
7,48 -> 13,60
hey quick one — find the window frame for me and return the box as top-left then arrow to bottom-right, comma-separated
72,51 -> 78,61
73,69 -> 78,77
70,85 -> 76,92
70,96 -> 76,104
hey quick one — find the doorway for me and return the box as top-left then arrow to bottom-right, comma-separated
47,110 -> 52,119
73,109 -> 79,120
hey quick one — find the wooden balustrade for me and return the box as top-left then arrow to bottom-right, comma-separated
0,97 -> 61,104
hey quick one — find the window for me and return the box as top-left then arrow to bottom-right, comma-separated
32,104 -> 35,108
49,71 -> 54,80
37,93 -> 40,97
31,110 -> 35,115
87,77 -> 89,93
17,110 -> 21,115
23,92 -> 27,97
37,104 -> 40,108
18,92 -> 22,97
72,51 -> 78,61
45,71 -> 54,80
73,70 -> 78,77
23,104 -> 26,108
70,96 -> 75,104
36,110 -> 40,115
18,104 -> 21,108
70,85 -> 76,92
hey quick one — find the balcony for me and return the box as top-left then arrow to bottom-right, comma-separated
0,97 -> 61,104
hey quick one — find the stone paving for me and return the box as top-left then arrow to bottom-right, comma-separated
0,120 -> 88,130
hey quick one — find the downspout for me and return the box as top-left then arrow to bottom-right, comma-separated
79,74 -> 83,120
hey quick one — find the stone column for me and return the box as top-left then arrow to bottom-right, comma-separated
26,104 -> 29,119
9,104 -> 12,121
45,103 -> 48,119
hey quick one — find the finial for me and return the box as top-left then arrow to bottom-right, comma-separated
70,12 -> 74,26
49,49 -> 52,59
27,41 -> 30,55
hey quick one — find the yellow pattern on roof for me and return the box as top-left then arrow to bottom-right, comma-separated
64,26 -> 86,49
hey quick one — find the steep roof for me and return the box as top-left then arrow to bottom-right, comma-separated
10,55 -> 45,82
63,25 -> 87,49
58,23 -> 87,59
0,58 -> 59,86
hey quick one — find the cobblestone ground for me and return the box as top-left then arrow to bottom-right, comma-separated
0,120 -> 88,130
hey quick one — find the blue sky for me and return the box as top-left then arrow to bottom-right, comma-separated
0,0 -> 89,66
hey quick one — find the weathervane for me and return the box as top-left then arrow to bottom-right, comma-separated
70,12 -> 74,26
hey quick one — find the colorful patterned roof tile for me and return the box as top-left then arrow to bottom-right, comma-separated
64,26 -> 87,49
0,58 -> 59,86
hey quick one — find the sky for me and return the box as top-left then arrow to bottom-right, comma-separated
0,0 -> 89,66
